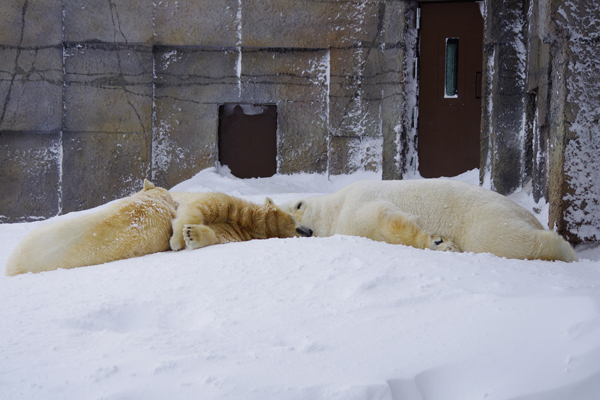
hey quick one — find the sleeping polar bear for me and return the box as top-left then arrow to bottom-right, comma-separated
6,180 -> 177,276
169,192 -> 313,251
279,180 -> 577,262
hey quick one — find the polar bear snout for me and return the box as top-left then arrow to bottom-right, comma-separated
296,226 -> 313,237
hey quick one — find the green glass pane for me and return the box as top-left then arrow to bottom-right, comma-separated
445,38 -> 459,98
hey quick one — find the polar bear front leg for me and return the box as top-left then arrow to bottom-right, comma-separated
170,217 -> 187,251
183,224 -> 219,250
430,236 -> 460,252
374,203 -> 460,252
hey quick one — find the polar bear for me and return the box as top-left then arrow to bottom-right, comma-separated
279,179 -> 577,262
169,191 -> 313,251
6,180 -> 178,276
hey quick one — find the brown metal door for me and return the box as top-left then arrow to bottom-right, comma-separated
218,104 -> 277,178
418,2 -> 483,178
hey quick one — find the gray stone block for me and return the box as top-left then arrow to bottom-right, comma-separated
0,0 -> 61,46
0,131 -> 60,222
61,131 -> 152,213
152,100 -> 218,189
64,0 -> 153,44
241,48 -> 329,103
277,101 -> 328,174
381,1 -> 413,45
555,37 -> 600,242
242,0 -> 382,48
0,47 -> 63,131
153,47 -> 237,188
330,47 -> 382,138
242,0 -> 332,48
378,46 -> 411,180
555,0 -> 600,40
328,135 -> 382,176
154,47 -> 240,105
482,0 -> 528,196
64,44 -> 153,133
155,0 -> 240,46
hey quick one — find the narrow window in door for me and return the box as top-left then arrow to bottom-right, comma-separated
218,104 -> 277,179
445,38 -> 459,98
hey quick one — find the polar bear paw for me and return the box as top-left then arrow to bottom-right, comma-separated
430,236 -> 460,252
183,224 -> 218,250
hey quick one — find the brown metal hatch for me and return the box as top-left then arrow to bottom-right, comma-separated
218,104 -> 278,179
417,1 -> 484,178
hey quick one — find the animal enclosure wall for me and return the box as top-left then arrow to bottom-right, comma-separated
1,0 -> 598,245
0,0 -> 418,222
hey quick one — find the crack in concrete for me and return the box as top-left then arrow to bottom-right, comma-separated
108,0 -> 128,44
114,50 -> 145,131
0,0 -> 29,127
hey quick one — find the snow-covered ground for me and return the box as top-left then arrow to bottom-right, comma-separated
1,168 -> 600,400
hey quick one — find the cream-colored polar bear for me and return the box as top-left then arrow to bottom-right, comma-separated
169,192 -> 312,251
279,180 -> 577,262
6,180 -> 178,276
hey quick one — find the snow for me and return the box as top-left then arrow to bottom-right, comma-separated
2,168 -> 600,400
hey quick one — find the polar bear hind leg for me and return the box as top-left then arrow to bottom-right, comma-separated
183,224 -> 219,250
533,230 -> 578,262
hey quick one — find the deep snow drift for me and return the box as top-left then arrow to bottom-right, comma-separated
1,168 -> 600,400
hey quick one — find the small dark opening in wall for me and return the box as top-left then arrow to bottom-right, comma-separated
218,104 -> 277,179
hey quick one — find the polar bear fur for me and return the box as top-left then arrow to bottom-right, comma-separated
6,180 -> 178,276
169,192 -> 313,251
279,179 -> 577,262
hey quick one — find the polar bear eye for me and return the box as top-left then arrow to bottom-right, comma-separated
295,201 -> 304,211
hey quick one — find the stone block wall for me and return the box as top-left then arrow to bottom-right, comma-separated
480,0 -> 600,242
3,0 -> 596,244
0,0 -> 63,221
0,0 -> 417,222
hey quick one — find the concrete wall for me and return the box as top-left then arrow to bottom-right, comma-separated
3,0 -> 597,244
0,0 -> 417,222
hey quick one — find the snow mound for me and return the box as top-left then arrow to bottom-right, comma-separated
1,168 -> 599,400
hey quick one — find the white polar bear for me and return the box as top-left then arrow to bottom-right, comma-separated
6,180 -> 178,276
279,179 -> 577,262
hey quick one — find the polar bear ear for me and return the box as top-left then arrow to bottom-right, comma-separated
294,200 -> 306,211
143,179 -> 156,191
264,197 -> 275,206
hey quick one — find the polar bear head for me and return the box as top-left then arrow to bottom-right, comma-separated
278,198 -> 319,233
264,197 -> 313,238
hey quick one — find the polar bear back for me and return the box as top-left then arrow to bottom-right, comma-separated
6,185 -> 176,276
339,179 -> 539,221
